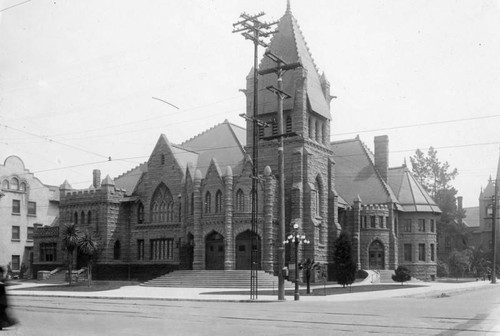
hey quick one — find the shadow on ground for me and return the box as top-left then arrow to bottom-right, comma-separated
202,284 -> 423,296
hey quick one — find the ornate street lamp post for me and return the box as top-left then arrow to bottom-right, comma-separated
284,223 -> 310,301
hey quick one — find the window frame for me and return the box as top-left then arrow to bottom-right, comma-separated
12,199 -> 21,214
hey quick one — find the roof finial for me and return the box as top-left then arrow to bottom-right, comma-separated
286,0 -> 291,13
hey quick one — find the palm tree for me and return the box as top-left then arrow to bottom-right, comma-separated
61,223 -> 80,286
78,232 -> 99,287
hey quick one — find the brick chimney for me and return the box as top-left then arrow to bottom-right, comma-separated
93,169 -> 101,188
374,135 -> 389,182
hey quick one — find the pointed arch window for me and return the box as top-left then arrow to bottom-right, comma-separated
167,202 -> 174,221
80,211 -> 85,225
205,191 -> 212,213
113,240 -> 121,260
322,123 -> 327,144
19,182 -> 26,192
2,180 -> 9,190
74,212 -> 78,225
215,190 -> 223,213
151,183 -> 172,223
137,202 -> 144,224
236,189 -> 245,212
308,116 -> 314,139
87,211 -> 92,224
315,120 -> 321,142
190,193 -> 194,215
161,154 -> 165,165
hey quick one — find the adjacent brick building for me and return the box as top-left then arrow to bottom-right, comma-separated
32,5 -> 440,281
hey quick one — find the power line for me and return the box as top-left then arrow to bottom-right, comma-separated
333,114 -> 500,137
0,123 -> 110,159
0,0 -> 31,13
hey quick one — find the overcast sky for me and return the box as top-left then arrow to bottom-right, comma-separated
1,0 -> 499,208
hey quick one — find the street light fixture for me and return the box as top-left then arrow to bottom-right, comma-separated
284,223 -> 310,301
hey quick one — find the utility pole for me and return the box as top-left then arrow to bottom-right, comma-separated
492,178 -> 498,284
259,50 -> 301,300
233,12 -> 277,300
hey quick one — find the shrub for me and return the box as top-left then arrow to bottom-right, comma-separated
392,266 -> 411,285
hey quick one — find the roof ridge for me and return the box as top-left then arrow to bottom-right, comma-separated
290,14 -> 321,76
115,162 -> 146,180
180,121 -> 225,146
357,137 -> 396,203
331,138 -> 358,145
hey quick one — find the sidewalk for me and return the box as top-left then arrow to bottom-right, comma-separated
7,279 -> 494,303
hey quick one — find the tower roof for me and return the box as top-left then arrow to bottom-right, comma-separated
387,166 -> 441,213
253,7 -> 331,119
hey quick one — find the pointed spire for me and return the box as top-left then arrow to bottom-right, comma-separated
286,0 -> 291,14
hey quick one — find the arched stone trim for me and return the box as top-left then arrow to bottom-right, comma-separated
366,237 -> 388,270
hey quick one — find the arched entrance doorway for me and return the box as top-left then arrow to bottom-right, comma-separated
205,231 -> 224,270
369,240 -> 385,269
235,230 -> 261,270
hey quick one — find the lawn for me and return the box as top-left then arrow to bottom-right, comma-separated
9,280 -> 140,292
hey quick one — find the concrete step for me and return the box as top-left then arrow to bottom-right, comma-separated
141,270 -> 295,288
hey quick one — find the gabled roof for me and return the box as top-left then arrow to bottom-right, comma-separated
387,165 -> 441,213
180,120 -> 246,176
332,138 -> 398,206
463,206 -> 480,227
253,6 -> 331,119
115,163 -> 148,196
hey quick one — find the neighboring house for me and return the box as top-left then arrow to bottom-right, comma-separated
0,156 -> 59,278
32,5 -> 440,281
468,154 -> 500,259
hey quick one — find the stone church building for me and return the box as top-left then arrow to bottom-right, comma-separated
33,5 -> 440,281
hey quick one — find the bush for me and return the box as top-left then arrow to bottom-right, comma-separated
392,266 -> 411,285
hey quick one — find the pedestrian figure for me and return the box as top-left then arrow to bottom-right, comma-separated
0,266 -> 17,330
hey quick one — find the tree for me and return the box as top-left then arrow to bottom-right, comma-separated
468,245 -> 488,279
299,258 -> 320,294
392,266 -> 411,285
61,223 -> 80,286
410,147 -> 458,199
448,249 -> 472,279
410,147 -> 469,252
77,231 -> 100,287
333,231 -> 357,288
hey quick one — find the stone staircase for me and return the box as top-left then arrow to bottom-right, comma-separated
141,270 -> 295,289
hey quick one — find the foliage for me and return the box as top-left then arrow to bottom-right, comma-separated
77,232 -> 100,286
448,249 -> 472,278
410,147 -> 458,198
333,231 -> 357,288
299,258 -> 320,294
467,246 -> 489,278
61,223 -> 81,286
436,260 -> 449,277
392,266 -> 411,285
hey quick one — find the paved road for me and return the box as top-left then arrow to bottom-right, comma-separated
3,285 -> 500,335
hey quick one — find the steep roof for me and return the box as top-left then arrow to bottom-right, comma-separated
463,206 -> 480,227
115,163 -> 148,196
254,6 -> 331,119
332,138 -> 398,205
180,120 -> 246,176
387,165 -> 441,213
